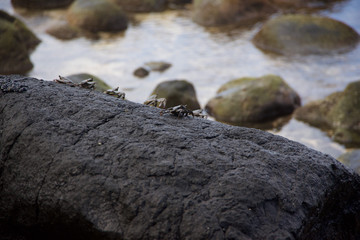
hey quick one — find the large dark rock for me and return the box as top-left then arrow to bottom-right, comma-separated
11,0 -> 74,10
1,75 -> 360,240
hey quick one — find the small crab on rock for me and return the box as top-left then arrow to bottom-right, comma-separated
104,87 -> 125,99
160,105 -> 194,118
54,75 -> 95,90
144,94 -> 167,108
193,109 -> 208,119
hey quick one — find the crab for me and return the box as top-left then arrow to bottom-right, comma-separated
193,109 -> 208,119
104,87 -> 126,99
144,94 -> 167,108
78,78 -> 95,89
161,105 -> 194,118
54,75 -> 76,86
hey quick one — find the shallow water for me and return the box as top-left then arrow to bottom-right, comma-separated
1,0 -> 360,158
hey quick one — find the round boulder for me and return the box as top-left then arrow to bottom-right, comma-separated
67,0 -> 128,33
192,0 -> 276,27
0,10 -> 40,74
253,14 -> 360,55
338,150 -> 360,175
67,73 -> 111,92
205,75 -> 301,125
109,0 -> 167,12
11,0 -> 74,9
295,80 -> 360,147
151,80 -> 201,110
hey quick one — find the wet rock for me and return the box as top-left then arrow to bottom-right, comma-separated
206,75 -> 301,125
133,67 -> 150,78
295,80 -> 360,148
151,79 -> 201,110
1,75 -> 360,240
11,0 -> 74,9
145,61 -> 172,72
109,0 -> 167,12
338,150 -> 360,175
192,0 -> 276,27
67,0 -> 128,33
67,73 -> 111,92
253,14 -> 360,55
0,10 -> 40,75
46,23 -> 80,40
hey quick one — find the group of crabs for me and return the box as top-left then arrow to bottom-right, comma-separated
54,75 -> 207,119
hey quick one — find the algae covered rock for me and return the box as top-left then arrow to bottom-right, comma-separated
67,0 -> 128,33
338,150 -> 360,175
192,0 -> 276,27
206,75 -> 301,125
109,0 -> 167,12
67,73 -> 111,92
253,14 -> 360,55
11,0 -> 74,9
151,80 -> 201,110
295,80 -> 360,147
0,10 -> 40,74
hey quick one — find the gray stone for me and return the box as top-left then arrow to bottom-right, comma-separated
1,75 -> 360,240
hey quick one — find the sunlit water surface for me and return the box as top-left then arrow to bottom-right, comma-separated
1,0 -> 360,158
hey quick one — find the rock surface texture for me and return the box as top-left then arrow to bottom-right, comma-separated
1,75 -> 360,240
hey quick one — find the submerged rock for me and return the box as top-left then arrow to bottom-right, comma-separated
109,0 -> 167,12
151,79 -> 201,110
206,75 -> 301,125
0,10 -> 40,74
46,23 -> 80,40
192,0 -> 276,27
67,0 -> 128,33
133,67 -> 150,78
338,150 -> 360,175
295,80 -> 360,147
67,73 -> 111,92
11,0 -> 74,9
1,75 -> 360,239
145,61 -> 172,72
253,14 -> 360,55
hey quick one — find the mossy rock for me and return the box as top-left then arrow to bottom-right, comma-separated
11,0 -> 74,9
338,150 -> 360,175
192,0 -> 276,27
151,80 -> 201,110
0,10 -> 40,75
253,14 -> 360,55
109,0 -> 167,12
67,73 -> 111,92
205,75 -> 301,125
295,80 -> 360,147
67,0 -> 128,33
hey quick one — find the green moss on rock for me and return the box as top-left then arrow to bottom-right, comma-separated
151,80 -> 201,110
109,0 -> 167,12
295,80 -> 360,147
253,14 -> 360,55
205,75 -> 301,125
0,10 -> 40,74
67,0 -> 128,33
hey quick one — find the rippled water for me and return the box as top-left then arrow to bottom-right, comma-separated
1,0 -> 360,158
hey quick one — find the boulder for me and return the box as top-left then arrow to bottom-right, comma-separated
206,75 -> 301,126
338,150 -> 360,175
133,67 -> 150,78
192,0 -> 276,27
46,24 -> 80,40
67,73 -> 111,92
0,10 -> 41,75
253,14 -> 360,55
151,79 -> 201,110
11,0 -> 74,9
295,80 -> 360,147
109,0 -> 167,12
67,0 -> 128,33
1,75 -> 360,239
